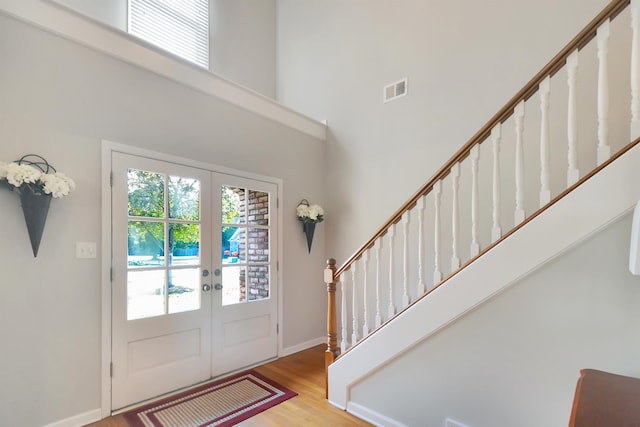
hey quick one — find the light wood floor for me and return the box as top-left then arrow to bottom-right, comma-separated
87,345 -> 371,426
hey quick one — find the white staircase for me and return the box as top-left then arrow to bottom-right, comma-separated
329,141 -> 640,425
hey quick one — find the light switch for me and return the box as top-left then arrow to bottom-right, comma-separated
76,242 -> 97,259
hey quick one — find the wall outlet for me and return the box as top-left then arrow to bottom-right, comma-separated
76,242 -> 97,259
446,419 -> 470,427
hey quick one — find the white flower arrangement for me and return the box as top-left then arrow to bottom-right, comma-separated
0,156 -> 76,198
296,199 -> 325,224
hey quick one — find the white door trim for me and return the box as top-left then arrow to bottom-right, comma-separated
100,140 -> 284,417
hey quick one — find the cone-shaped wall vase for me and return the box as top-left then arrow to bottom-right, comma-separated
20,192 -> 51,257
303,222 -> 316,253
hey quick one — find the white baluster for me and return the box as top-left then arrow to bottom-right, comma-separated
417,195 -> 427,294
451,163 -> 461,271
567,50 -> 580,186
340,278 -> 348,352
470,145 -> 480,257
351,262 -> 358,346
433,180 -> 443,284
597,19 -> 611,165
491,124 -> 502,243
374,240 -> 382,328
362,252 -> 369,337
631,0 -> 640,139
388,224 -> 396,318
514,100 -> 526,225
539,76 -> 551,207
402,211 -> 410,308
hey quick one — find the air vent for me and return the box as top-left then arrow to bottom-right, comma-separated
383,78 -> 408,103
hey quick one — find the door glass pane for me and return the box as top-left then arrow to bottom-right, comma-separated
125,167 -> 203,321
247,228 -> 268,263
128,169 -> 165,218
222,186 -> 245,224
168,176 -> 200,220
248,190 -> 269,225
127,270 -> 165,320
168,268 -> 200,313
219,184 -> 271,306
222,226 -> 244,264
128,221 -> 165,267
247,265 -> 269,301
168,223 -> 200,266
221,265 -> 246,306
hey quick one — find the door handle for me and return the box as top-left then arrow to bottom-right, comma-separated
214,283 -> 223,290
202,284 -> 212,292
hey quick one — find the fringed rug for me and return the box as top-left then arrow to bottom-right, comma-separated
123,370 -> 297,427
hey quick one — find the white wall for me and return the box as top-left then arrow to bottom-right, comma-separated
276,0 -> 610,263
0,13 -> 324,427
52,0 -> 127,29
52,0 -> 277,98
349,212 -> 640,427
209,0 -> 276,99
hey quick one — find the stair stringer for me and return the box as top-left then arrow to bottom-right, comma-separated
328,142 -> 640,410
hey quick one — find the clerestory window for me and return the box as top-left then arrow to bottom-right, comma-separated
129,0 -> 209,68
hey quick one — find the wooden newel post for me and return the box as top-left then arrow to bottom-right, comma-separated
324,258 -> 339,398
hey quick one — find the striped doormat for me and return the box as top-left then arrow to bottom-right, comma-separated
123,371 -> 297,427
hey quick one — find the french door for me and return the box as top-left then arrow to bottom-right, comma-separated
210,175 -> 278,376
110,152 -> 278,410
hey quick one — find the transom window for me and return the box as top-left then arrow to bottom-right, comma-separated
129,0 -> 209,68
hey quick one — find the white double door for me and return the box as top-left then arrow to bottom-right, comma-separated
110,152 -> 278,410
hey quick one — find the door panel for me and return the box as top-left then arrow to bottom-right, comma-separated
211,175 -> 278,376
128,328 -> 201,372
111,152 -> 212,410
223,314 -> 271,346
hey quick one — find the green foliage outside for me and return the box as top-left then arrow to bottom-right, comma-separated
222,186 -> 241,243
128,170 -> 199,254
127,170 -> 241,255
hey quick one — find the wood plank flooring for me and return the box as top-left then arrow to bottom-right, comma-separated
86,344 -> 371,426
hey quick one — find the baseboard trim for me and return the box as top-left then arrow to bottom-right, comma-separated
281,336 -> 325,357
347,402 -> 409,427
42,408 -> 102,427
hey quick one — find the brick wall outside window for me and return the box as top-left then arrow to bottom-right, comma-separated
233,189 -> 270,301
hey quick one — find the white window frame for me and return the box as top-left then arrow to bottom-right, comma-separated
128,0 -> 210,68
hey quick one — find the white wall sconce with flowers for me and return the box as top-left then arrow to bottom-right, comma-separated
0,154 -> 76,257
296,199 -> 324,253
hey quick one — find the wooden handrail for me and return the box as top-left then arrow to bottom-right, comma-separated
335,0 -> 630,279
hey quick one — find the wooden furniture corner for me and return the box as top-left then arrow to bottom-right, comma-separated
569,368 -> 640,426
